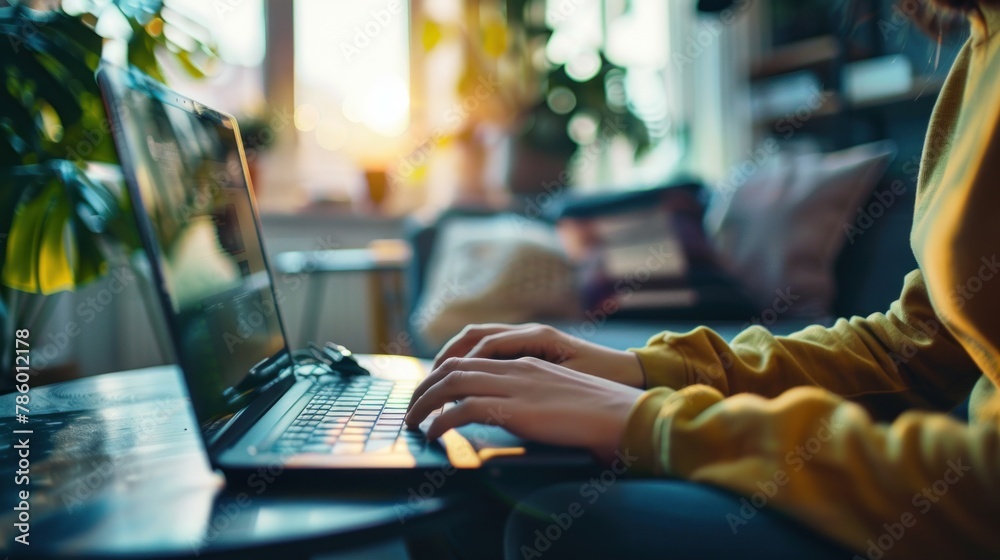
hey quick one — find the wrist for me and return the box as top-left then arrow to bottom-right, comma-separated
612,350 -> 646,388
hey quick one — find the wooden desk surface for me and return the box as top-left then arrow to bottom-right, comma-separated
0,366 -> 450,559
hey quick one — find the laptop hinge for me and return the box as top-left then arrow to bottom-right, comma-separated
206,369 -> 297,455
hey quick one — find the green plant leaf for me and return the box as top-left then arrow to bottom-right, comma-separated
0,167 -> 41,280
59,161 -> 117,234
16,53 -> 84,133
47,12 -> 103,56
0,77 -> 36,160
0,163 -> 121,294
2,180 -> 56,293
37,192 -> 77,294
70,218 -> 107,285
0,0 -> 215,294
127,18 -> 164,81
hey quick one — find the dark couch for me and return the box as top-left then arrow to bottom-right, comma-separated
403,172 -> 917,356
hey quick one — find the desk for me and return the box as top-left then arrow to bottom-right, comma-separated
0,366 -> 452,558
273,242 -> 411,354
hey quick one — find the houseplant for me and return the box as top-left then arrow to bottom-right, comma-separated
459,0 -> 653,196
0,0 -> 214,382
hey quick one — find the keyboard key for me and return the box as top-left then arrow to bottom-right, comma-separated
364,440 -> 396,453
317,429 -> 343,439
270,376 -> 425,454
332,443 -> 366,455
369,431 -> 398,439
341,427 -> 370,436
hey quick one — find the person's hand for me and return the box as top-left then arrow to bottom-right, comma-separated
405,356 -> 644,462
432,323 -> 646,388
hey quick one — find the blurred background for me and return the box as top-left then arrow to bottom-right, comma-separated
0,0 -> 969,384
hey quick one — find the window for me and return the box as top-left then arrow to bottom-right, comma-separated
293,0 -> 411,202
162,0 -> 267,116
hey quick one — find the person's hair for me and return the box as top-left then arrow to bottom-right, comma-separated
928,0 -> 990,9
901,0 -> 979,39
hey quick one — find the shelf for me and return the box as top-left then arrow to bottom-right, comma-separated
751,35 -> 841,80
752,91 -> 842,127
848,76 -> 946,111
751,75 -> 946,128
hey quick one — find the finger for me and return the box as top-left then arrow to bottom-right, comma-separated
433,323 -> 539,369
405,370 -> 513,427
426,397 -> 509,440
410,356 -> 518,410
466,325 -> 568,362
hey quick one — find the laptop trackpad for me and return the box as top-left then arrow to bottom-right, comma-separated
451,423 -> 594,468
454,423 -> 526,450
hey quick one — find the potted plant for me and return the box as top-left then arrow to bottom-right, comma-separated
236,108 -> 279,192
0,0 -> 214,386
506,53 -> 651,195
429,1 -> 653,199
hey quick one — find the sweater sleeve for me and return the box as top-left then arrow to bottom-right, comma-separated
620,384 -> 1000,558
630,269 -> 982,417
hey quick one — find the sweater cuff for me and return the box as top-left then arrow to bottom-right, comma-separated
619,387 -> 677,475
629,337 -> 690,389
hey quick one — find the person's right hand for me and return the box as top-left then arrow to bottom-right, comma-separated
431,323 -> 646,388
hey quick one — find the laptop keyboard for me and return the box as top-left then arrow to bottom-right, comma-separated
270,376 -> 431,455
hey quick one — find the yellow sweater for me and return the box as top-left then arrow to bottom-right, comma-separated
624,8 -> 1000,558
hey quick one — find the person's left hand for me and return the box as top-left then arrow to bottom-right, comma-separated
405,357 -> 644,462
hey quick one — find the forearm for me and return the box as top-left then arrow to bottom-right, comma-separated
632,270 -> 981,413
621,384 -> 1000,558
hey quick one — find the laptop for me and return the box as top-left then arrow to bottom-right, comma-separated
96,64 -> 592,486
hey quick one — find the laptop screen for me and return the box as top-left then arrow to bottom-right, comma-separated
100,66 -> 291,432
